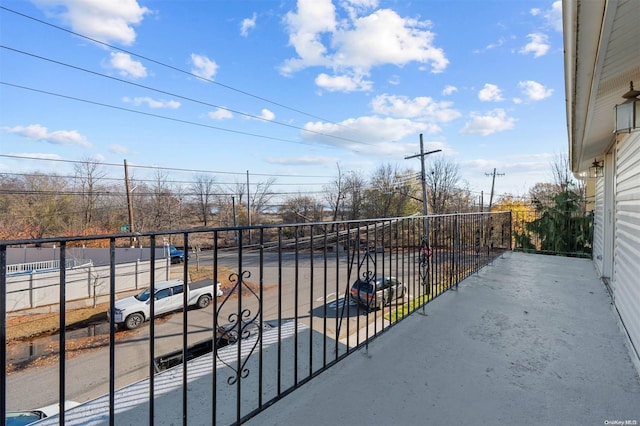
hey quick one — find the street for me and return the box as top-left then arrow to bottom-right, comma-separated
5,249 -> 419,411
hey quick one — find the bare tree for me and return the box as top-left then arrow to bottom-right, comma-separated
343,171 -> 366,220
425,156 -> 461,214
551,153 -> 574,193
530,153 -> 586,214
190,174 -> 217,226
448,185 -> 474,213
18,173 -> 72,239
142,170 -> 180,233
74,157 -> 107,229
279,194 -> 323,224
323,163 -> 343,229
364,163 -> 418,218
250,177 -> 276,223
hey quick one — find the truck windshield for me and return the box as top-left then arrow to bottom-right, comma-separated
135,288 -> 151,302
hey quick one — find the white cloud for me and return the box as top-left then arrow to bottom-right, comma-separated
478,84 -> 504,102
442,85 -> 457,96
532,1 -> 562,32
109,144 -> 128,154
240,13 -> 257,37
281,0 -> 337,73
281,2 -> 448,91
341,0 -> 379,21
315,72 -> 373,92
547,1 -> 563,32
258,109 -> 275,121
122,96 -> 180,108
371,94 -> 461,123
302,116 -> 434,154
109,52 -> 147,78
208,108 -> 233,120
519,33 -> 550,58
485,37 -> 506,51
331,9 -> 448,72
459,109 -> 515,136
33,0 -> 149,45
2,124 -> 92,148
190,54 -> 218,80
518,80 -> 553,101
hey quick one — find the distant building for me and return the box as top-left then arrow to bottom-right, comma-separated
563,0 -> 640,370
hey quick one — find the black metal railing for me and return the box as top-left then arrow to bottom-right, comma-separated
1,212 -> 510,425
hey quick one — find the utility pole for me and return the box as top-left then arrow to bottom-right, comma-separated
404,134 -> 441,245
124,159 -> 135,247
331,162 -> 342,232
246,170 -> 251,245
231,195 -> 238,246
485,168 -> 505,211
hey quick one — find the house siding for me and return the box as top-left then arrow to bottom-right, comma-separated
614,131 -> 640,357
593,174 -> 605,276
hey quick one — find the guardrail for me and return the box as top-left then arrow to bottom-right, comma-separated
1,212 -> 511,425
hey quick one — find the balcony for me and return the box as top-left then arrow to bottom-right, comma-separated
2,212 -> 639,425
248,252 -> 640,425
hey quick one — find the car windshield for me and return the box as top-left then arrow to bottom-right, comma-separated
135,288 -> 151,302
6,412 -> 43,426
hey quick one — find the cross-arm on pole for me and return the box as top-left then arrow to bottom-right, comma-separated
404,134 -> 442,246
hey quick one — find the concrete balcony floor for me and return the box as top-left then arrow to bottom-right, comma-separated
247,252 -> 640,426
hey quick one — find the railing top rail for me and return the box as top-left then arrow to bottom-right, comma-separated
0,211 -> 510,247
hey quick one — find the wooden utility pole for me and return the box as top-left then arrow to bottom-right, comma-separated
404,134 -> 441,245
124,159 -> 135,247
246,170 -> 251,245
485,168 -> 505,212
331,162 -> 342,231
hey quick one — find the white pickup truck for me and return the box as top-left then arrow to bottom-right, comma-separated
111,279 -> 223,330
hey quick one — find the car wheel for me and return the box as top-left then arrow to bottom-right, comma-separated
197,294 -> 211,309
125,313 -> 144,330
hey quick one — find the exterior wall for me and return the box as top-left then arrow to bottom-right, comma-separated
592,174 -> 605,276
613,130 -> 640,359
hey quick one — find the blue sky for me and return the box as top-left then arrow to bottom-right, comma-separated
0,0 -> 566,202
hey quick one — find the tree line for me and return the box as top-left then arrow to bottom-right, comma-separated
0,155 -> 588,247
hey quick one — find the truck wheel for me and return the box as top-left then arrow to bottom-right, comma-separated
197,294 -> 211,309
125,313 -> 144,330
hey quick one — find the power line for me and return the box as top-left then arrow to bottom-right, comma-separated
0,188 -> 332,198
0,171 -> 333,187
0,81 -> 325,147
0,6 -> 351,129
0,154 -> 332,179
1,46 -> 371,146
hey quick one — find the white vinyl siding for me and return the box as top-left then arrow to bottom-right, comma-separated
593,174 -> 605,276
614,131 -> 640,356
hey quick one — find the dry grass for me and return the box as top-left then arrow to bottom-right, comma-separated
7,303 -> 111,341
7,265 -> 237,342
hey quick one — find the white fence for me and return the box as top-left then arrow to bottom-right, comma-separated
6,259 -> 92,275
5,259 -> 169,313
